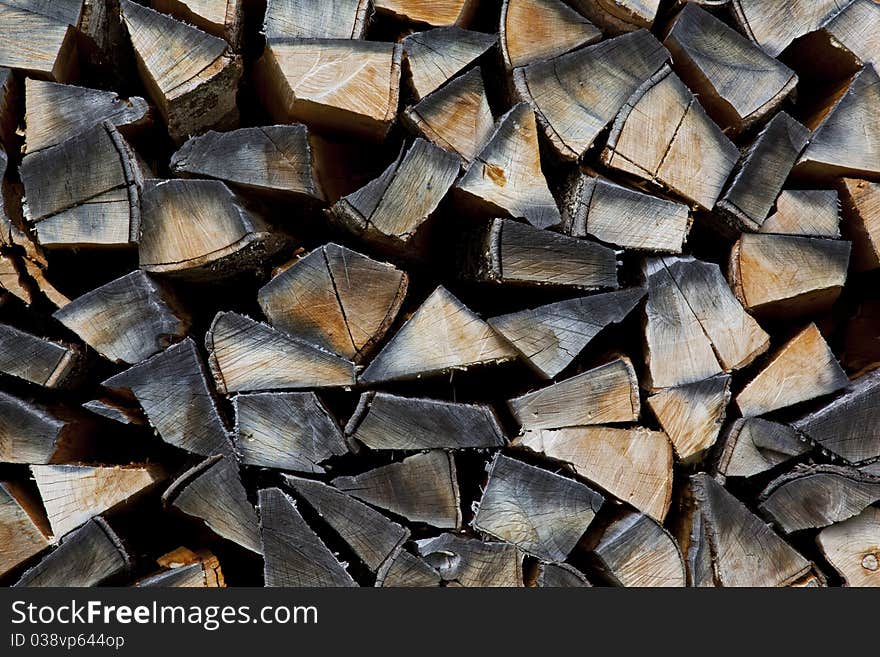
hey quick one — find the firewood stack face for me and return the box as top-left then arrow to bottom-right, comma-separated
1,0 -> 880,589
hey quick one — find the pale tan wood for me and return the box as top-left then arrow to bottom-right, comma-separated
716,417 -> 809,479
144,547 -> 225,587
839,178 -> 880,270
263,0 -> 370,39
0,482 -> 51,577
403,27 -> 495,101
760,189 -> 841,237
0,0 -> 82,82
592,511 -> 685,587
0,254 -> 32,306
152,0 -> 245,46
817,506 -> 880,587
373,0 -> 478,26
21,258 -> 69,309
578,0 -> 662,33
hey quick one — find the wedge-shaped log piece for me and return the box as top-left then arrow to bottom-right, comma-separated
14,517 -> 128,587
488,287 -> 646,379
500,0 -> 601,70
0,482 -> 51,578
263,0 -> 369,39
403,27 -> 495,101
561,175 -> 690,253
736,324 -> 848,418
331,139 -> 460,250
818,0 -> 880,69
258,487 -> 356,587
82,398 -> 145,426
509,357 -> 640,431
120,0 -> 241,142
374,0 -> 477,26
0,392 -> 83,464
284,475 -> 409,572
665,5 -> 797,134
455,103 -> 560,229
31,464 -> 163,539
716,418 -> 809,479
346,392 -> 506,450
375,549 -> 442,587
0,0 -> 82,81
717,113 -> 811,231
579,0 -> 662,33
136,548 -> 224,587
528,562 -> 590,587
759,465 -> 880,534
839,178 -> 880,270
473,454 -> 603,562
416,533 -> 523,587
233,392 -> 347,473
517,426 -> 673,521
54,270 -> 189,365
152,0 -> 246,46
729,233 -> 851,317
103,338 -> 231,456
592,511 -> 685,587
512,30 -> 668,161
647,375 -> 730,462
332,451 -> 461,529
359,286 -> 516,384
171,125 -> 324,202
0,324 -> 77,387
469,218 -> 619,290
761,189 -> 841,237
207,312 -> 356,393
817,506 -> 880,587
258,39 -> 401,141
20,122 -> 141,249
730,0 -> 855,57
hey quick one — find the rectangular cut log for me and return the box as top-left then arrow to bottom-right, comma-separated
263,0 -> 370,39
760,189 -> 841,237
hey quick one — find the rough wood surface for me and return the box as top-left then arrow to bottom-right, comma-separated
817,506 -> 880,587
716,417 -> 810,479
416,533 -> 523,587
839,177 -> 880,270
0,392 -> 82,464
528,561 -> 591,587
263,0 -> 370,39
0,323 -> 78,387
0,482 -> 51,578
761,189 -> 841,237
580,0 -> 662,33
373,0 -> 478,26
730,0 -> 854,57
374,549 -> 442,587
153,0 -> 246,46
0,0 -> 82,81
402,27 -> 495,101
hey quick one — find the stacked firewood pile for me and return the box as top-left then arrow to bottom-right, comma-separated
0,0 -> 879,588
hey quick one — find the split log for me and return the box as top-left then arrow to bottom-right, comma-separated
258,487 -> 356,587
647,375 -> 730,462
0,0 -> 82,82
330,139 -> 460,250
579,0 -> 662,33
512,30 -> 668,161
592,511 -> 686,587
602,65 -> 740,210
402,27 -> 495,101
487,287 -> 646,379
472,454 -> 603,562
263,0 -> 370,40
14,517 -> 129,587
142,548 -> 224,588
527,562 -> 590,587
345,392 -> 506,450
839,177 -> 880,271
816,506 -> 880,587
0,481 -> 51,578
508,357 -> 640,431
416,533 -> 523,587
120,0 -> 241,142
284,475 -> 409,572
82,398 -> 146,426
331,451 -> 461,529
233,392 -> 348,473
761,189 -> 841,237
516,425 -> 674,521
373,0 -> 478,26
103,338 -> 232,456
359,286 -> 517,384
207,312 -> 357,393
0,323 -> 78,387
0,392 -> 85,464
467,218 -> 619,290
759,464 -> 880,534
813,0 -> 880,69
730,0 -> 855,57
152,0 -> 245,47
715,418 -> 810,479
375,549 -> 442,587
31,463 -> 164,538
729,233 -> 851,317
735,323 -> 849,417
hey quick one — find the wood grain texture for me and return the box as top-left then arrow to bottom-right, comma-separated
528,561 -> 590,587
820,0 -> 880,68
817,506 -> 880,587
263,0 -> 370,39
716,417 -> 809,479
0,481 -> 50,577
761,189 -> 841,237
0,0 -> 82,81
499,0 -> 600,70
0,392 -> 72,464
373,0 -> 478,26
730,0 -> 853,57
152,0 -> 245,46
374,549 -> 442,587
135,559 -> 224,587
416,533 -> 523,586
592,511 -> 685,587
402,27 -> 495,100
580,0 -> 662,33
0,322 -> 77,387
82,398 -> 146,426
839,177 -> 880,270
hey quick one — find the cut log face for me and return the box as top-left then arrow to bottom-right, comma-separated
375,549 -> 442,587
665,4 -> 798,133
0,481 -> 51,578
0,393 -> 70,464
258,38 -> 401,141
516,425 -> 674,521
152,0 -> 245,46
263,0 -> 370,39
373,0 -> 478,26
359,286 -> 517,384
103,338 -> 232,457
31,463 -> 164,539
820,0 -> 880,69
761,189 -> 841,237
469,218 -> 619,290
729,233 -> 851,316
488,287 -> 646,379
14,517 -> 129,587
416,533 -> 523,587
647,374 -> 731,462
839,178 -> 880,271
513,30 -> 668,161
759,465 -> 880,534
528,562 -> 590,587
508,357 -> 640,431
0,0 -> 82,82
592,511 -> 686,587
735,323 -> 849,418
0,323 -> 77,387
53,270 -> 189,365
345,392 -> 506,451
284,475 -> 409,573
170,125 -> 324,202
402,27 -> 495,101
137,548 -> 224,587
258,487 -> 356,587
716,417 -> 810,479
258,243 -> 408,361
472,454 -> 603,562
817,506 -> 880,587
120,0 -> 241,142
82,398 -> 146,426
331,451 -> 462,529
233,392 -> 348,473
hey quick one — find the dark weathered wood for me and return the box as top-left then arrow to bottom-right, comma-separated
0,0 -> 82,82
716,417 -> 810,479
373,0 -> 478,26
374,549 -> 442,588
0,66 -> 16,149
0,392 -> 86,464
263,0 -> 370,39
402,27 -> 495,101
527,561 -> 591,587
812,0 -> 879,70
839,177 -> 880,270
816,506 -> 880,587
0,481 -> 51,578
0,323 -> 78,387
82,397 -> 146,426
579,0 -> 662,33
761,189 -> 841,237
499,0 -> 600,70
416,533 -> 523,587
152,0 -> 246,47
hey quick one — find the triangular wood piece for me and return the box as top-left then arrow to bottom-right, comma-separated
0,481 -> 51,577
206,312 -> 357,393
163,455 -> 262,555
258,487 -> 356,587
345,391 -> 506,450
359,286 -> 516,384
0,0 -> 82,81
263,0 -> 370,39
403,27 -> 495,100
375,549 -> 442,587
500,0 -> 601,70
473,454 -> 603,562
512,30 -> 668,160
82,398 -> 146,427
283,475 -> 409,572
136,548 -> 224,587
0,391 -> 82,464
332,451 -> 461,529
152,0 -> 246,46
416,533 -> 523,587
816,0 -> 879,69
839,178 -> 880,270
761,189 -> 841,238
488,287 -> 645,379
817,506 -> 880,587
730,0 -> 854,57
528,562 -> 591,587
0,323 -> 78,388
103,338 -> 232,456
716,418 -> 810,479
31,464 -> 164,539
373,0 -> 478,27
579,0 -> 662,33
